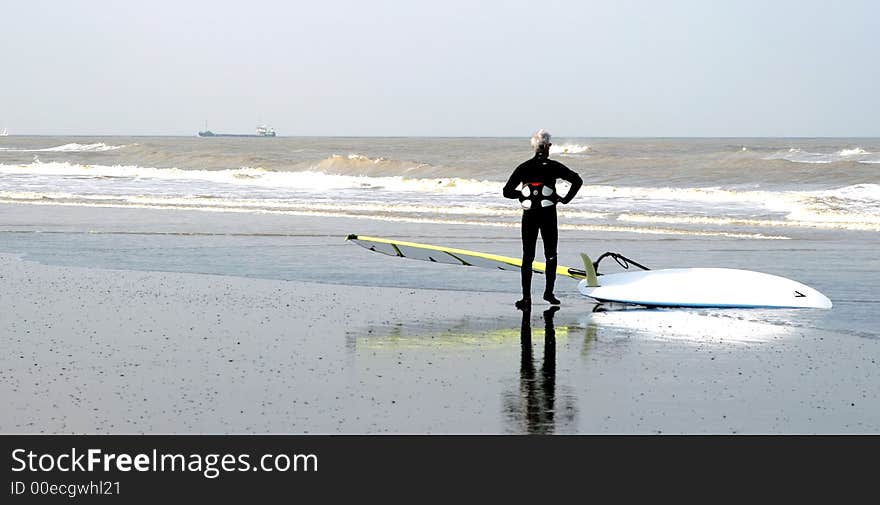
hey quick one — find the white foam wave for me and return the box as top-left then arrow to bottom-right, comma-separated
786,184 -> 880,227
0,143 -> 129,153
619,212 -> 880,232
838,147 -> 870,157
0,191 -> 785,239
765,146 -> 877,164
41,142 -> 127,152
577,184 -> 764,205
550,144 -> 591,155
324,153 -> 392,165
0,161 -> 497,195
615,184 -> 880,231
1,162 -> 876,233
765,148 -> 833,164
560,223 -> 786,240
811,183 -> 880,200
313,153 -> 433,175
0,190 -> 607,220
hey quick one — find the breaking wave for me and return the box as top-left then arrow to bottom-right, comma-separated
839,147 -> 870,157
765,147 -> 879,164
0,161 -> 498,195
592,184 -> 880,231
0,143 -> 129,153
312,153 -> 438,177
0,190 -> 785,240
1,159 -> 877,234
550,144 -> 592,155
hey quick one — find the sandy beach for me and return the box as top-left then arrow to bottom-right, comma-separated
2,203 -> 879,434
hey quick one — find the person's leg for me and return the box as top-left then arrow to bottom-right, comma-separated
540,211 -> 560,304
518,211 -> 539,309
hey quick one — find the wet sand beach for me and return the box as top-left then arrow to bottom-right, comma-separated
2,204 -> 879,434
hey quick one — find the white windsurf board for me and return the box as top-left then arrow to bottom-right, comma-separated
578,268 -> 832,309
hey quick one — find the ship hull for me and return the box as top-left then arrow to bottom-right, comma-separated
198,131 -> 276,138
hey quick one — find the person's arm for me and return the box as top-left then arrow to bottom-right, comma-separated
502,166 -> 523,199
556,163 -> 583,204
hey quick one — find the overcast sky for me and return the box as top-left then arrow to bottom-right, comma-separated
2,0 -> 877,136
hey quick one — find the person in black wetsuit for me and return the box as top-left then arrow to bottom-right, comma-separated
503,129 -> 583,310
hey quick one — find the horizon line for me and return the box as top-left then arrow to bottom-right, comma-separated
3,134 -> 880,139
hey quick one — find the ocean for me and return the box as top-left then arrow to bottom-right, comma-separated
1,136 -> 879,238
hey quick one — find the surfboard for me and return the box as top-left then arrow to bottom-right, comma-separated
346,234 -> 832,309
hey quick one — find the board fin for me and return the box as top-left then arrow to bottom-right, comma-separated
580,253 -> 598,287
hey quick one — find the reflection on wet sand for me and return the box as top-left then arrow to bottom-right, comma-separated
582,303 -> 795,345
345,302 -> 795,433
349,310 -> 581,434
502,307 -> 577,434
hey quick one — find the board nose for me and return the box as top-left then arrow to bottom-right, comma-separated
810,290 -> 833,309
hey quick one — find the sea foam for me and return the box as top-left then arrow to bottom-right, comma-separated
0,143 -> 129,153
0,161 -> 499,195
550,144 -> 592,155
765,146 -> 878,164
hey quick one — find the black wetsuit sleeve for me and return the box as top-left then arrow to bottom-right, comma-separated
503,166 -> 524,199
557,163 -> 583,204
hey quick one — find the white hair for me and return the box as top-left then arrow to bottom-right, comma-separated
530,129 -> 552,151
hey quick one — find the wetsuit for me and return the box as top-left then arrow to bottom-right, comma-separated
503,153 -> 583,303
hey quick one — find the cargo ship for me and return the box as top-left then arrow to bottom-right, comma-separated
198,123 -> 276,137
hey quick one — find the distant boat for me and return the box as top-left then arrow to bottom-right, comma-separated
0,128 -> 8,136
198,123 -> 276,138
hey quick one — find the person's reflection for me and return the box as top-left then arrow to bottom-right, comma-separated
505,306 -> 563,434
